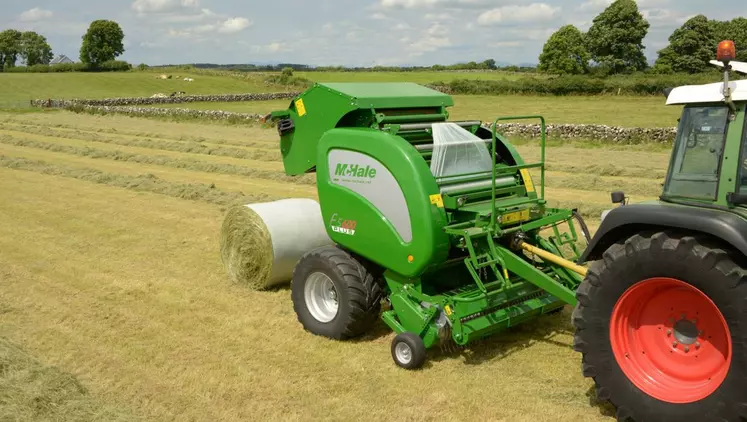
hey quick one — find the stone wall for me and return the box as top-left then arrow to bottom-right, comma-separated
68,103 -> 677,143
30,92 -> 299,108
70,105 -> 266,121
486,122 -> 676,144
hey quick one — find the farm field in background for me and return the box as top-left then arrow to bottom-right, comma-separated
0,70 -> 282,106
0,110 -> 670,421
296,70 -> 536,83
144,94 -> 681,128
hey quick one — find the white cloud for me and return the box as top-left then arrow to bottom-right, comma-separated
579,0 -> 611,12
379,0 -> 497,9
157,8 -> 216,23
408,22 -> 451,55
478,3 -> 560,25
217,17 -> 252,33
424,13 -> 452,20
371,13 -> 389,20
19,7 -> 53,22
132,0 -> 199,14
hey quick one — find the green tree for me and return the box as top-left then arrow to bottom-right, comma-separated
586,0 -> 650,74
711,17 -> 747,61
79,20 -> 125,66
20,31 -> 53,66
0,29 -> 22,69
654,15 -> 717,74
538,25 -> 590,75
482,59 -> 497,70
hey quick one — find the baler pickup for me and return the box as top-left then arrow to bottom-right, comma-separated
266,82 -> 589,369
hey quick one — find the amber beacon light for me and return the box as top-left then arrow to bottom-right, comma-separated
717,40 -> 736,63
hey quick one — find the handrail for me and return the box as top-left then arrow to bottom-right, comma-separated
490,115 -> 547,229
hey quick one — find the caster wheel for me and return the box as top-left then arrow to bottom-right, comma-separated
391,332 -> 426,370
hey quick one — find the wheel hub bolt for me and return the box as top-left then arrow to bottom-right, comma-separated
684,346 -> 690,353
672,341 -> 678,348
667,330 -> 672,336
695,342 -> 701,349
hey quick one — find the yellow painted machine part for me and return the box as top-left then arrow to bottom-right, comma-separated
518,241 -> 589,277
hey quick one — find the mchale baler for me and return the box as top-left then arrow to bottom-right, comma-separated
254,41 -> 747,419
264,82 -> 590,368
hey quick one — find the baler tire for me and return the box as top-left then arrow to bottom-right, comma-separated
391,332 -> 426,370
572,231 -> 747,422
291,245 -> 383,340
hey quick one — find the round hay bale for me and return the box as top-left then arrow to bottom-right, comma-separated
219,199 -> 332,290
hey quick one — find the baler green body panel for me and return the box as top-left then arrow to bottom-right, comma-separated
316,128 -> 450,277
274,82 -> 453,176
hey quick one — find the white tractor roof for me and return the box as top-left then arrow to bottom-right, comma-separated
665,79 -> 747,105
666,60 -> 747,105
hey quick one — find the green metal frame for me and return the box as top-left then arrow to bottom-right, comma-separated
378,113 -> 583,350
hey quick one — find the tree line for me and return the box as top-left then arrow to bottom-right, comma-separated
0,19 -> 127,71
538,0 -> 747,75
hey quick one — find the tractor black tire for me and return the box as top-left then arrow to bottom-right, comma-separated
291,245 -> 383,340
572,231 -> 747,422
391,332 -> 426,370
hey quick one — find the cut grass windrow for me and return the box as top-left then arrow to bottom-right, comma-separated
0,125 -> 282,161
0,337 -> 139,421
0,121 -> 279,149
0,135 -> 316,185
0,155 -> 282,207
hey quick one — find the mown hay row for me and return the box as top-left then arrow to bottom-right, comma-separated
0,122 -> 279,149
544,162 -> 668,180
0,337 -> 139,421
0,156 -> 281,207
0,125 -> 282,161
0,135 -> 316,186
543,172 -> 663,198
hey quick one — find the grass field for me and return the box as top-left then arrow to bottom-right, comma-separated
0,69 -> 531,106
0,71 -> 282,106
0,109 -> 673,421
145,94 -> 680,128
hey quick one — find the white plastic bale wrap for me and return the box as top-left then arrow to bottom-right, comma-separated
220,198 -> 333,290
430,122 -> 494,179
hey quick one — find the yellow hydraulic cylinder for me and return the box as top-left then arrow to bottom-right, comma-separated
517,241 -> 588,277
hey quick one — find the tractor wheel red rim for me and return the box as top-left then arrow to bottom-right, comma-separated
609,277 -> 732,404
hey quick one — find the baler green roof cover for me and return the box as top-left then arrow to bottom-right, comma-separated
316,82 -> 454,108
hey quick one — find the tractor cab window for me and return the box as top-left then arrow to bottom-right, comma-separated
663,106 -> 729,200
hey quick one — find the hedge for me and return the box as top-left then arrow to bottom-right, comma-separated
430,72 -> 733,96
4,60 -> 132,73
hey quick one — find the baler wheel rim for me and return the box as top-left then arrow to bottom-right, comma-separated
609,276 -> 732,404
303,272 -> 339,323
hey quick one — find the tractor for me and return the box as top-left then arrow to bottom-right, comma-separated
571,40 -> 747,421
259,40 -> 746,421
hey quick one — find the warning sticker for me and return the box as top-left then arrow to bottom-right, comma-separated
429,193 -> 444,208
295,98 -> 307,117
519,169 -> 535,193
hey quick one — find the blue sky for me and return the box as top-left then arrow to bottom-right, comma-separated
1,0 -> 739,66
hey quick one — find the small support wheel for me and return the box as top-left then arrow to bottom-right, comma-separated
391,332 -> 426,370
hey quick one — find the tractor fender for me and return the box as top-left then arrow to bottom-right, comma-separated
578,201 -> 747,263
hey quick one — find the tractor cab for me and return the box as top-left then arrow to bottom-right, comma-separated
660,42 -> 747,207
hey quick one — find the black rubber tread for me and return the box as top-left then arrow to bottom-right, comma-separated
291,245 -> 383,340
391,332 -> 426,370
572,230 -> 747,422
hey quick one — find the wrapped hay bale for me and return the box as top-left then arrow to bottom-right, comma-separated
220,198 -> 332,290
